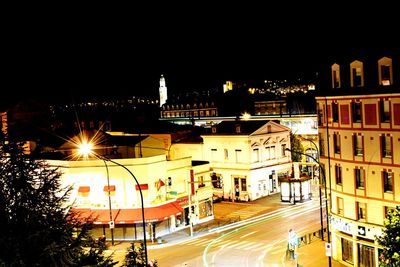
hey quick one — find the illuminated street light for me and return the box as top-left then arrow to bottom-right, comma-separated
285,148 -> 332,267
78,142 -> 148,265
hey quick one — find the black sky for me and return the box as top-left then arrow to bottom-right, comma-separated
3,5 -> 398,105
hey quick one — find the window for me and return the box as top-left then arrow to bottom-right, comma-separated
335,165 -> 342,185
252,148 -> 259,162
332,102 -> 339,122
381,135 -> 392,158
211,149 -> 217,161
350,60 -> 364,88
198,176 -> 205,188
337,197 -> 344,215
342,238 -> 353,264
281,144 -> 287,157
353,134 -> 363,156
317,104 -> 324,126
355,168 -> 365,189
384,206 -> 395,218
380,99 -> 390,122
319,133 -> 325,156
331,63 -> 341,88
383,171 -> 393,192
352,101 -> 362,123
378,57 -> 393,86
333,133 -> 341,154
211,173 -> 222,189
358,244 -> 375,267
357,202 -> 367,221
235,149 -> 241,163
240,178 -> 247,192
224,149 -> 229,160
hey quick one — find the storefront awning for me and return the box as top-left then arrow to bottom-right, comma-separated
70,201 -> 183,225
116,201 -> 183,224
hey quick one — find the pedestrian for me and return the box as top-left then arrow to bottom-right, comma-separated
235,184 -> 240,201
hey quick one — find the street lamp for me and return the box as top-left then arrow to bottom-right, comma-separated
103,159 -> 114,245
285,148 -> 332,267
298,136 -> 324,241
78,143 -> 148,266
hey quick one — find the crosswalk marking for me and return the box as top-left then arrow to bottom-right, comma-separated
182,237 -> 272,252
226,206 -> 268,220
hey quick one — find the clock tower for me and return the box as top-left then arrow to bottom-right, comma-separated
159,74 -> 167,107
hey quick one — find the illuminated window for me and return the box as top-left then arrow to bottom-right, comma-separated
350,60 -> 364,88
381,135 -> 392,158
353,134 -> 363,156
378,57 -> 392,86
342,239 -> 353,264
319,133 -> 325,156
240,178 -> 247,192
224,149 -> 229,160
252,148 -> 259,162
355,168 -> 365,189
331,63 -> 341,88
198,176 -> 205,188
235,149 -> 241,163
358,244 -> 375,267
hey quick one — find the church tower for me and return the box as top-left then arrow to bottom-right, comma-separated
159,74 -> 167,107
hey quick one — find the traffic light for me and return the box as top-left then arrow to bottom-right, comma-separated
167,177 -> 172,186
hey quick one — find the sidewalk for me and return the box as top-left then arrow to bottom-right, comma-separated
106,193 -> 345,266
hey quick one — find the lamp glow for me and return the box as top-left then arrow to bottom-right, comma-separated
78,142 -> 93,157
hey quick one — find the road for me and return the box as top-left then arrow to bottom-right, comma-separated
147,200 -> 325,266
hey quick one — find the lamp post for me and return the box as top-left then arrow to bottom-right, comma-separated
286,148 -> 332,267
298,136 -> 324,241
78,144 -> 148,266
102,159 -> 114,245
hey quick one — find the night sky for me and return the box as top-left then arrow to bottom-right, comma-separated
3,5 -> 398,106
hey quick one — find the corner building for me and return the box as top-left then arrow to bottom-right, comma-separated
316,52 -> 399,266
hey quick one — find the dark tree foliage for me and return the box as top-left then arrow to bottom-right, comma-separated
124,242 -> 157,267
376,206 -> 400,267
0,139 -> 117,266
289,132 -> 303,162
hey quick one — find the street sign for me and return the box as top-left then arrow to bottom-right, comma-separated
325,243 -> 331,256
109,220 -> 115,229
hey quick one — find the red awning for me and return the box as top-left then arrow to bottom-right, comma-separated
78,186 -> 90,193
116,201 -> 183,224
70,208 -> 119,224
103,185 -> 116,192
135,184 -> 148,190
70,201 -> 183,225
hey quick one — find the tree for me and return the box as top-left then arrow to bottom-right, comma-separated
376,206 -> 400,267
0,140 -> 118,266
290,132 -> 304,162
124,242 -> 156,267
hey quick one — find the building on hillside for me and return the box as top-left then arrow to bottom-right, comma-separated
199,120 -> 293,201
316,52 -> 399,266
41,130 -> 214,242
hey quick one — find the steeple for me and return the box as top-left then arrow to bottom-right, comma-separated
159,74 -> 167,107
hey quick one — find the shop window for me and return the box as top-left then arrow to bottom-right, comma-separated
240,178 -> 247,192
342,238 -> 354,264
358,243 -> 375,267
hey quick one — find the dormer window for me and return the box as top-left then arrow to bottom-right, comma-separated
350,60 -> 364,87
378,57 -> 393,86
331,63 -> 341,88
